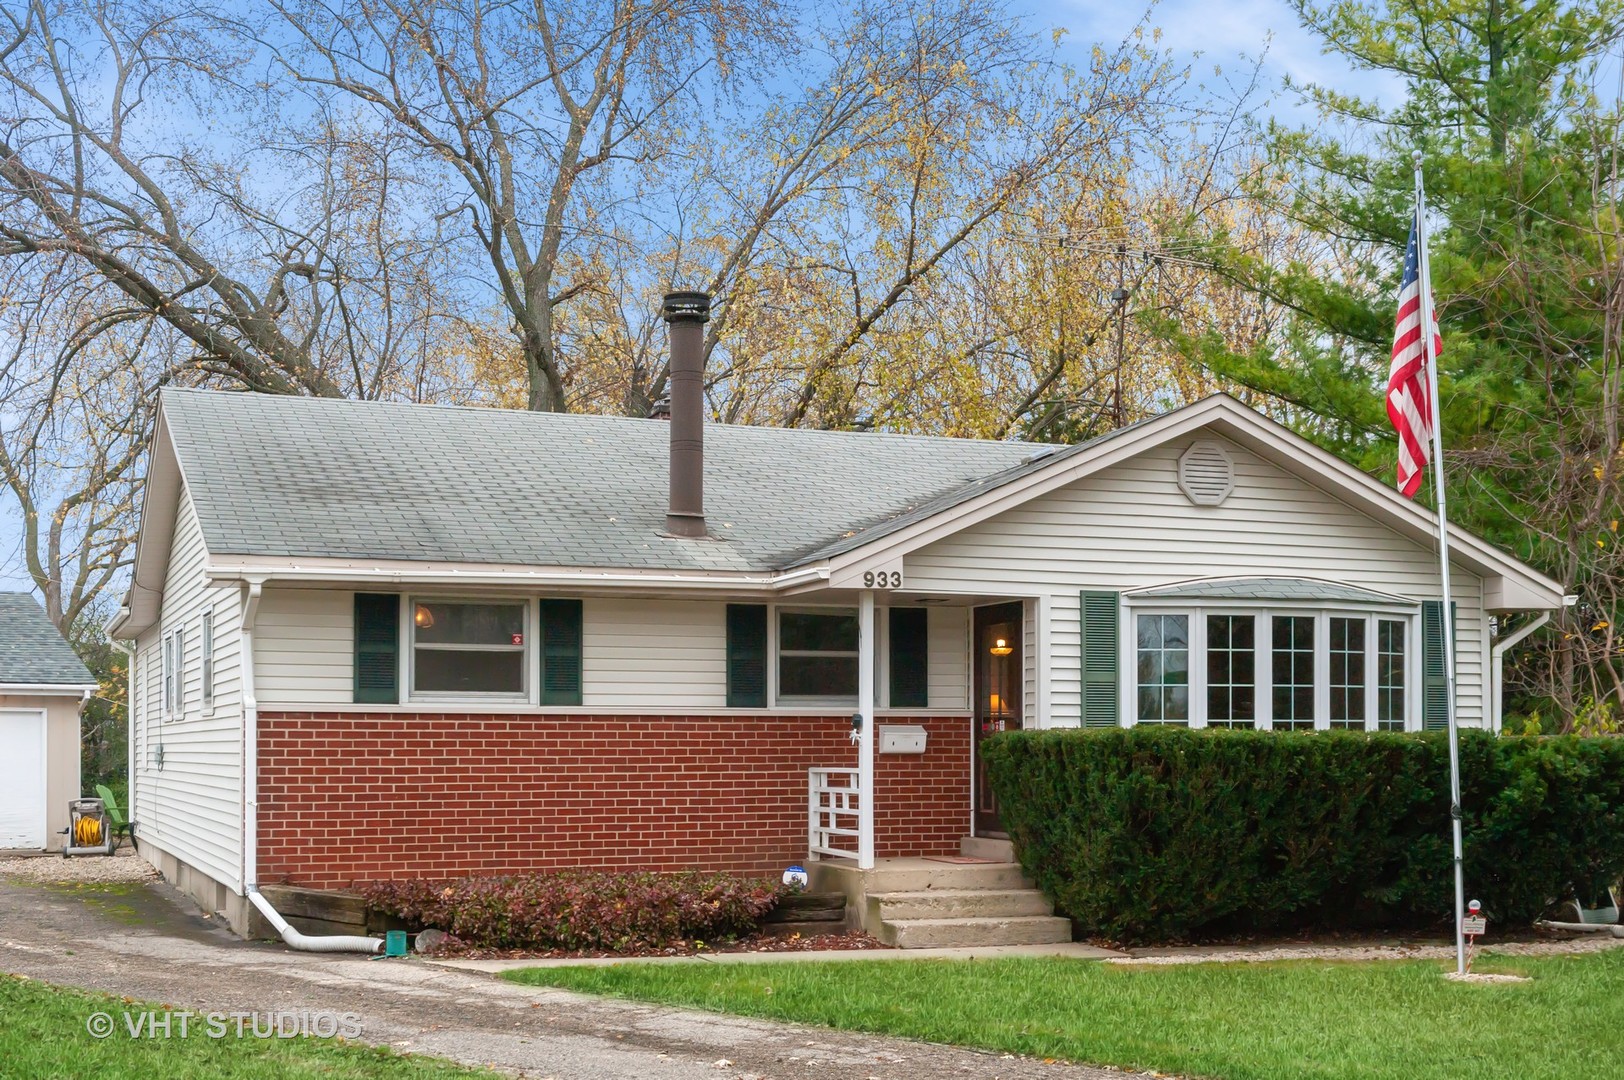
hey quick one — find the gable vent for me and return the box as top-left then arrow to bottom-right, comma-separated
1177,441 -> 1235,506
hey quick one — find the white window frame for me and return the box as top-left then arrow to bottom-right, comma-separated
200,607 -> 214,713
405,595 -> 532,704
1120,599 -> 1422,731
773,604 -> 861,708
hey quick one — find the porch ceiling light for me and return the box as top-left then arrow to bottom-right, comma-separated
990,637 -> 1013,656
413,603 -> 435,629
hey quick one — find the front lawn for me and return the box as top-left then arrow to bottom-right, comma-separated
0,974 -> 491,1079
508,949 -> 1624,1080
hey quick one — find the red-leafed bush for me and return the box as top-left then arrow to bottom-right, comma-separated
360,870 -> 785,951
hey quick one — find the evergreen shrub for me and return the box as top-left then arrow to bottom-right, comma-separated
982,728 -> 1624,943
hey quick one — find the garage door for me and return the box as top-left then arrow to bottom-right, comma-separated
0,709 -> 46,849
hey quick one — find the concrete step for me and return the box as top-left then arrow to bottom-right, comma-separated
857,861 -> 1032,893
881,915 -> 1073,949
959,836 -> 1015,861
869,889 -> 1053,920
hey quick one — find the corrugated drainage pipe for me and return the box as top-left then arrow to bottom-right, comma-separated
247,887 -> 383,954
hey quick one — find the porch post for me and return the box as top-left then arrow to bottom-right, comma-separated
858,589 -> 876,869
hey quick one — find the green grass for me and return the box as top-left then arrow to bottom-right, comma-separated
508,950 -> 1624,1080
0,974 -> 492,1079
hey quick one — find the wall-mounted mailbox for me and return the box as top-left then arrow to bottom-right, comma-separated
878,724 -> 928,755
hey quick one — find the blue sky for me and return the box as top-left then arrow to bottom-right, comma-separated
1047,0 -> 1406,122
0,0 -> 1385,598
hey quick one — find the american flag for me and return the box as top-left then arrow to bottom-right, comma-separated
1386,213 -> 1442,498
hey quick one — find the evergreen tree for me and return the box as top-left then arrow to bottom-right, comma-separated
1175,0 -> 1624,723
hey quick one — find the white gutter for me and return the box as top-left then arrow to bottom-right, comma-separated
1490,612 -> 1550,732
0,682 -> 102,694
204,564 -> 830,591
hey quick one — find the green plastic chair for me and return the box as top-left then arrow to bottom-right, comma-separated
94,784 -> 135,853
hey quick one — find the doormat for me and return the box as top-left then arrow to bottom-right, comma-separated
923,855 -> 1000,865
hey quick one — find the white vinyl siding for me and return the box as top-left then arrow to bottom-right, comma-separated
904,435 -> 1489,729
926,606 -> 969,712
581,599 -> 728,709
254,588 -> 353,702
253,593 -> 973,713
128,486 -> 243,891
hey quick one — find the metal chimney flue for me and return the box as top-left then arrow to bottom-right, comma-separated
660,290 -> 711,538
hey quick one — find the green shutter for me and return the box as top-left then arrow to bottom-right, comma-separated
539,599 -> 583,706
1081,591 -> 1121,727
888,608 -> 929,708
726,604 -> 768,707
353,593 -> 400,704
1422,600 -> 1458,730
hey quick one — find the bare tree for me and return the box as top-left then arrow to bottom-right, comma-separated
0,255 -> 149,630
259,0 -> 789,412
0,0 -> 463,400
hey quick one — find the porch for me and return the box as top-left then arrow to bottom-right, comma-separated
806,764 -> 1068,948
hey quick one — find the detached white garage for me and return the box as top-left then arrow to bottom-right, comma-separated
0,592 -> 95,851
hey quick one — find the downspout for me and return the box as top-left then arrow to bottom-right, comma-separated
241,581 -> 262,895
1490,611 -> 1550,731
239,579 -> 380,953
246,887 -> 382,953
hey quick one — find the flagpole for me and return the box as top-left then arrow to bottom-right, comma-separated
1413,148 -> 1466,977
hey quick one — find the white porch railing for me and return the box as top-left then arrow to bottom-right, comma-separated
808,766 -> 860,860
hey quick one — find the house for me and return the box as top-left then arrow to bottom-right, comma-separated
0,592 -> 95,850
108,292 -> 1566,938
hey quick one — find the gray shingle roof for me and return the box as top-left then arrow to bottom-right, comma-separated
162,390 -> 1048,572
0,592 -> 94,686
1132,577 -> 1406,604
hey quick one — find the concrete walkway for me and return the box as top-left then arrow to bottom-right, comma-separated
0,877 -> 1136,1080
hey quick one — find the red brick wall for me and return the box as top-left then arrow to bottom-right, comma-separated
256,712 -> 970,889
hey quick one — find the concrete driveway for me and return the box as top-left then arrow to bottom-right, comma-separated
0,877 -> 1130,1079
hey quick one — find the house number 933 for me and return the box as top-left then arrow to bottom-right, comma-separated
862,570 -> 903,589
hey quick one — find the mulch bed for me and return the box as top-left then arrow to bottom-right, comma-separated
419,929 -> 891,961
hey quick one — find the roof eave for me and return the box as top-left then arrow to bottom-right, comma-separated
114,400 -> 189,640
201,558 -> 832,593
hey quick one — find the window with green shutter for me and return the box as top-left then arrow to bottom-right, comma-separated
354,593 -> 400,704
539,599 -> 583,706
726,604 -> 768,707
1081,591 -> 1120,727
1422,600 -> 1457,730
888,608 -> 929,708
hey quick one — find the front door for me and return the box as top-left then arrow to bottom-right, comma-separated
973,602 -> 1023,836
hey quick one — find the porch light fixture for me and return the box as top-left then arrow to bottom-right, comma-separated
413,604 -> 435,630
990,637 -> 1012,656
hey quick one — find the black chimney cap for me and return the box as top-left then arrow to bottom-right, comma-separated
661,290 -> 711,323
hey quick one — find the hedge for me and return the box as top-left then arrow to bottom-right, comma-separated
982,727 -> 1624,944
360,870 -> 784,952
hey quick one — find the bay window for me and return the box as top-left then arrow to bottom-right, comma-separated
1135,614 -> 1189,724
1205,614 -> 1256,727
1328,617 -> 1366,729
1376,619 -> 1407,730
1129,606 -> 1416,730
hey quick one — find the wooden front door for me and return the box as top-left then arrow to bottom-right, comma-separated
973,602 -> 1023,836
